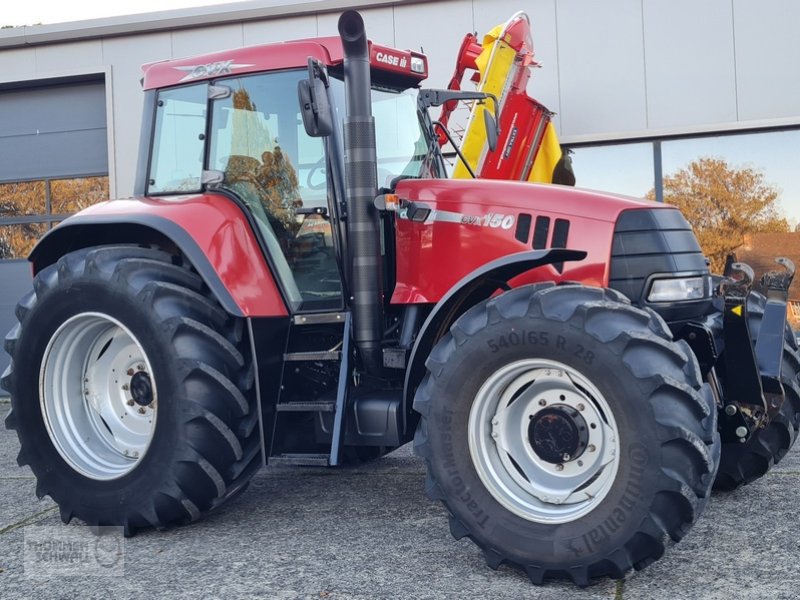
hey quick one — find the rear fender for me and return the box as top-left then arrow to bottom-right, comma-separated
29,208 -> 288,318
401,248 -> 586,434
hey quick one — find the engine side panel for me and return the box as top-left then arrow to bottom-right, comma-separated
30,194 -> 288,317
391,178 -> 667,304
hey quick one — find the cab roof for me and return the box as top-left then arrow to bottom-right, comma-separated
142,36 -> 428,90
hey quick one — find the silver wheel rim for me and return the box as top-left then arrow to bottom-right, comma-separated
39,312 -> 157,480
468,359 -> 619,524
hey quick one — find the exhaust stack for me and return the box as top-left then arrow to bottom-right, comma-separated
338,10 -> 383,373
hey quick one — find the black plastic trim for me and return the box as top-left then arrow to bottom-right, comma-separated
515,213 -> 532,244
532,215 -> 550,249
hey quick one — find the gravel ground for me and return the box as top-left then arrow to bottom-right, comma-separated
1,399 -> 799,599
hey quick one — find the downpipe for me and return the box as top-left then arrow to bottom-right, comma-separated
338,10 -> 384,374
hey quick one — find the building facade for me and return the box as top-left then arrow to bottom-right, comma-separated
1,0 -> 799,386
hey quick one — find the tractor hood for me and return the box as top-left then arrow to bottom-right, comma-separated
393,177 -> 662,223
390,177 -> 686,305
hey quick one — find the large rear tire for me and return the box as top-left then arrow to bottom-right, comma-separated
2,246 -> 262,534
414,284 -> 720,586
713,292 -> 800,491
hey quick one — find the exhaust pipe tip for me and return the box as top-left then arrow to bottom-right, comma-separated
338,10 -> 367,50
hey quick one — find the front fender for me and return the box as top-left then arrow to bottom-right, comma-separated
30,195 -> 288,317
401,248 -> 586,433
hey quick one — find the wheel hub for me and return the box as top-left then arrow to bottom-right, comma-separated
39,312 -> 158,480
528,405 -> 588,464
130,371 -> 154,406
470,360 -> 619,524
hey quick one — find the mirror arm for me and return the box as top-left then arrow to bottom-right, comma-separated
432,120 -> 477,179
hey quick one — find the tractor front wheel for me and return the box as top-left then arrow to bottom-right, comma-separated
3,246 -> 262,534
414,284 -> 720,586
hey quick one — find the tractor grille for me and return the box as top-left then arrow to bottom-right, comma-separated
609,208 -> 708,305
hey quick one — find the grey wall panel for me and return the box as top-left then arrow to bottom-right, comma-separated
556,0 -> 647,138
0,261 -> 32,394
471,0 -> 561,132
34,41 -> 103,74
243,15 -> 319,46
643,0 -> 736,130
0,82 -> 108,182
2,130 -> 109,182
0,47 -> 35,81
171,24 -> 244,59
734,0 -> 800,122
0,82 -> 106,137
101,33 -> 172,198
393,0 -> 474,89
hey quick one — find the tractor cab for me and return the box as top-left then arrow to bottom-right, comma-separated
141,37 -> 441,313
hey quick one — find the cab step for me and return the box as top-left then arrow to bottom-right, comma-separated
275,401 -> 336,413
269,453 -> 330,467
283,350 -> 341,362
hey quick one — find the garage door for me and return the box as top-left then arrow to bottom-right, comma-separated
0,77 -> 108,393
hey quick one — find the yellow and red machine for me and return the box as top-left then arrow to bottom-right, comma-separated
439,12 -> 573,185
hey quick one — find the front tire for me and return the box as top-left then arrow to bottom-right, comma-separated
414,284 -> 720,586
3,246 -> 262,534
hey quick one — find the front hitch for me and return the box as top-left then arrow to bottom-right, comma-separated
717,257 -> 795,443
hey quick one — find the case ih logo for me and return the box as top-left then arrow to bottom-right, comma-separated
174,60 -> 255,82
375,51 -> 407,68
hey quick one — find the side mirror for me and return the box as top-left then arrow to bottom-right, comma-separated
298,60 -> 333,137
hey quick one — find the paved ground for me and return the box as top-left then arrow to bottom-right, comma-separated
1,398 -> 799,599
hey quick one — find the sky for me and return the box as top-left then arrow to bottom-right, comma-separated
2,1 -> 245,27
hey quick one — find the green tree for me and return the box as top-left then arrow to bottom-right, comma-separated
650,157 -> 788,272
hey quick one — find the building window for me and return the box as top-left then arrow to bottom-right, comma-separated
0,175 -> 109,259
569,142 -> 655,198
568,127 -> 800,223
660,129 -> 800,228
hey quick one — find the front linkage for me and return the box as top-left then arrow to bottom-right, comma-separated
682,255 -> 797,447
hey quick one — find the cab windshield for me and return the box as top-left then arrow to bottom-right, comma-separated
328,76 -> 436,186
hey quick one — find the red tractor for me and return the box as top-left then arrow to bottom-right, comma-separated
3,11 -> 798,586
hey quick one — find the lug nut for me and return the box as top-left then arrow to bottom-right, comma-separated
122,384 -> 129,391
555,464 -> 564,471
491,419 -> 499,426
138,407 -> 146,415
127,399 -> 135,406
562,453 -> 571,461
127,368 -> 135,376
577,403 -> 585,411
724,404 -> 738,416
491,432 -> 498,439
735,426 -> 748,438
588,444 -> 596,453
538,399 -> 547,407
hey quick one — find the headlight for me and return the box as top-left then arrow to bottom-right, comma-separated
647,276 -> 707,302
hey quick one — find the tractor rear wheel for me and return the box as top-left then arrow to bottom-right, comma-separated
414,284 -> 720,586
713,292 -> 800,491
3,245 -> 261,534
